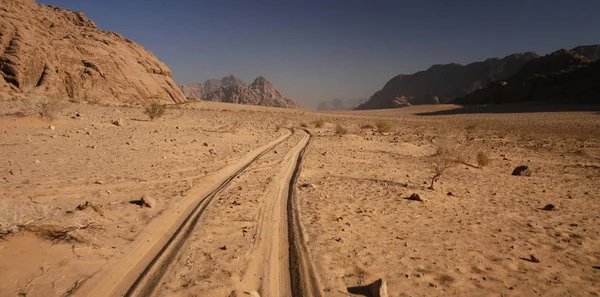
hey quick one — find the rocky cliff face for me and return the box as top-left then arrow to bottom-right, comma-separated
0,0 -> 185,103
357,52 -> 540,109
181,76 -> 300,108
455,49 -> 600,105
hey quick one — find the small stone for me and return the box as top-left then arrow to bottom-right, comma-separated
542,204 -> 555,211
530,255 -> 540,263
219,245 -> 227,250
447,192 -> 453,196
512,165 -> 531,176
49,125 -> 55,130
94,180 -> 104,185
203,142 -> 209,147
408,193 -> 423,202
209,148 -> 217,155
34,159 -> 41,164
112,119 -> 123,126
141,194 -> 157,208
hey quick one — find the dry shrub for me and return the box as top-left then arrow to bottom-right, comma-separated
375,121 -> 392,133
335,123 -> 348,135
20,97 -> 64,120
27,213 -> 103,244
0,201 -> 51,238
465,123 -> 477,141
429,142 -> 458,190
314,118 -> 325,128
144,103 -> 167,121
476,151 -> 490,168
360,123 -> 376,129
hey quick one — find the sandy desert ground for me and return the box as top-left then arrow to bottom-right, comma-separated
1,99 -> 599,297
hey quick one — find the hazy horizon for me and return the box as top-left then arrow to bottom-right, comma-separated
39,0 -> 600,109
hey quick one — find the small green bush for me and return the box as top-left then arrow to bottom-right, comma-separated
144,103 -> 166,121
314,118 -> 325,128
335,124 -> 347,135
476,151 -> 490,168
375,121 -> 392,133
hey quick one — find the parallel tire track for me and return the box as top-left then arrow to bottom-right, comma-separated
74,130 -> 293,297
239,128 -> 321,297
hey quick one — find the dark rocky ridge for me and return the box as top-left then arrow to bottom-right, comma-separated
455,49 -> 600,105
357,45 -> 600,110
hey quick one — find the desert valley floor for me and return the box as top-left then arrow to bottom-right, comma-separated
0,100 -> 599,297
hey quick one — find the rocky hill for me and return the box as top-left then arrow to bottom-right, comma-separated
0,0 -> 185,103
179,75 -> 245,99
317,98 -> 367,110
455,49 -> 600,105
357,45 -> 600,110
181,76 -> 300,108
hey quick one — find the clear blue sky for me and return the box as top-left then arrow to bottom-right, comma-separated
40,0 -> 600,108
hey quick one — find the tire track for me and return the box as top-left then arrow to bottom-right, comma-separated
287,129 -> 323,297
238,128 -> 321,297
73,130 -> 293,297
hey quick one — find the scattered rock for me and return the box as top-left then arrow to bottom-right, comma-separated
94,180 -> 104,184
367,279 -> 389,297
203,142 -> 209,147
542,204 -> 556,211
112,119 -> 123,127
447,192 -> 453,196
49,125 -> 55,130
512,165 -> 531,176
407,193 -> 423,202
141,194 -> 157,208
231,201 -> 241,206
34,159 -> 41,164
530,255 -> 541,263
219,245 -> 227,250
348,279 -> 388,297
209,148 -> 217,155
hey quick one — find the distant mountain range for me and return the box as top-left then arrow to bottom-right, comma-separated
317,98 -> 367,110
357,45 -> 600,109
179,75 -> 300,108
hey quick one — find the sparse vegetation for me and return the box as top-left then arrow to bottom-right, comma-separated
20,97 -> 64,120
360,123 -> 376,129
375,120 -> 392,133
0,202 -> 50,239
465,123 -> 477,141
144,103 -> 167,121
314,118 -> 325,128
335,123 -> 347,135
476,151 -> 490,168
429,143 -> 457,190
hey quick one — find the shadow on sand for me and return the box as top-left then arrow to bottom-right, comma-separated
415,103 -> 600,116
